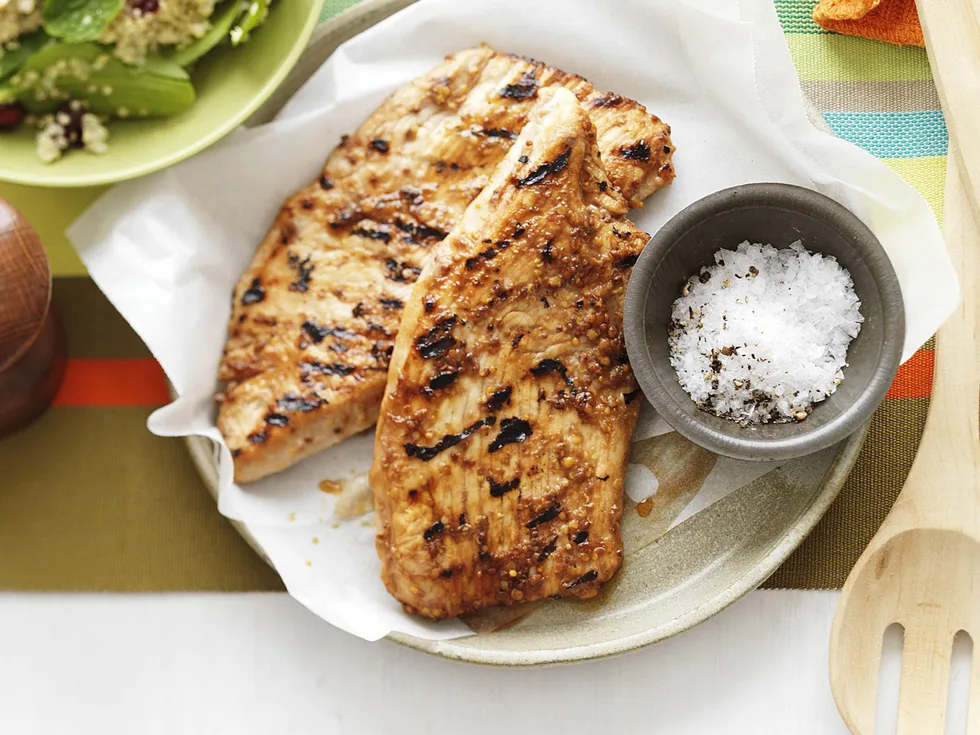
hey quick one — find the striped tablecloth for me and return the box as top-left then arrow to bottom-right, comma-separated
0,0 -> 944,591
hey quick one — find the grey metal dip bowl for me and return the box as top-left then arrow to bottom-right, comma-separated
624,183 -> 905,462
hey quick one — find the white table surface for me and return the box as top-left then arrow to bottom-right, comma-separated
1,589 -> 864,734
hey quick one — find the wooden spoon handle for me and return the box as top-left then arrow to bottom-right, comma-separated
929,150 -> 980,429
881,150 -> 980,533
915,0 -> 980,215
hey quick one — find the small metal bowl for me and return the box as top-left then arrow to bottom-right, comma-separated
624,183 -> 905,461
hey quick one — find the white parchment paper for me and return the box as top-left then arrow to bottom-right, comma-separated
68,0 -> 958,642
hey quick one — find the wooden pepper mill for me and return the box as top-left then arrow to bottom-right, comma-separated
0,198 -> 66,437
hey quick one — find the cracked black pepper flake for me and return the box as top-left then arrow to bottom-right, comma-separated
370,139 -> 389,153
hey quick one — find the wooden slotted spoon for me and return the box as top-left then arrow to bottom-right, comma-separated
829,149 -> 980,733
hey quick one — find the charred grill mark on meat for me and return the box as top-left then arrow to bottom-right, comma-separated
488,417 -> 532,453
352,227 -> 392,243
278,393 -> 324,412
620,140 -> 651,162
385,258 -> 422,283
395,219 -> 448,244
517,149 -> 571,187
537,537 -> 558,562
426,371 -> 459,394
264,413 -> 289,427
241,278 -> 265,305
487,476 -> 520,497
527,502 -> 561,529
499,70 -> 538,99
288,254 -> 314,292
300,361 -> 356,380
301,320 -> 353,344
423,520 -> 444,541
486,386 -> 512,412
530,358 -> 574,386
415,317 -> 458,359
478,127 -> 518,139
569,570 -> 598,587
404,416 -> 496,461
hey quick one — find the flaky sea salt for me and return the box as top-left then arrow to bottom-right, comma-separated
668,241 -> 863,425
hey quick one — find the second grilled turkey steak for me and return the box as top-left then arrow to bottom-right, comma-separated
371,88 -> 646,619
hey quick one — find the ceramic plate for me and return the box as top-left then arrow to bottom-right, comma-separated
182,0 -> 866,666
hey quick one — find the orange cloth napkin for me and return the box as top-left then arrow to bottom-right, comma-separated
813,0 -> 924,47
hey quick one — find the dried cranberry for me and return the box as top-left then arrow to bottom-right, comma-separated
129,0 -> 159,14
0,104 -> 24,132
55,101 -> 87,149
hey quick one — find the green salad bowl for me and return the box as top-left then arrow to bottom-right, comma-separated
0,0 -> 321,188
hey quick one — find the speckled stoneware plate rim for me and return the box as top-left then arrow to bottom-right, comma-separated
178,0 -> 869,666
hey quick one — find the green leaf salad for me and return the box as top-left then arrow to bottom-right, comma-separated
0,0 -> 274,162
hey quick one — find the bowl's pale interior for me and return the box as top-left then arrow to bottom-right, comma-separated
0,0 -> 321,188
